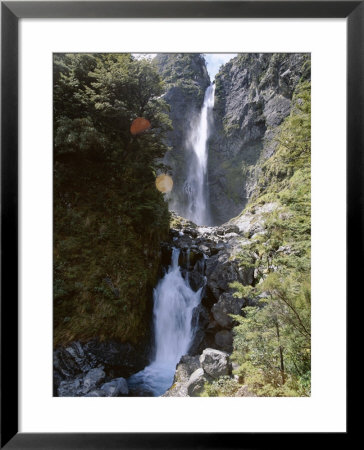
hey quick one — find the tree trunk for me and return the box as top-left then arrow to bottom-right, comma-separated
275,320 -> 285,384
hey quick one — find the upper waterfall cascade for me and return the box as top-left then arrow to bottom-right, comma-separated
184,84 -> 215,226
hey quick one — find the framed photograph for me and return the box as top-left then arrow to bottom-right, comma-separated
1,1 -> 357,447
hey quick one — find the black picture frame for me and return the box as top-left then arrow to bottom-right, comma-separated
1,1 -> 358,448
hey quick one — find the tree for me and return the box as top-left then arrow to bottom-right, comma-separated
53,53 -> 172,345
230,80 -> 311,397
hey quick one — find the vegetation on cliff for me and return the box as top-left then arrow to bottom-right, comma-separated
209,53 -> 310,225
231,81 -> 311,396
53,54 -> 171,346
200,80 -> 311,397
154,53 -> 210,103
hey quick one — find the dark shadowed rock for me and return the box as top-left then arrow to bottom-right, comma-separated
214,330 -> 233,353
205,253 -> 253,301
188,271 -> 206,292
211,293 -> 245,328
57,378 -> 83,397
54,338 -> 150,396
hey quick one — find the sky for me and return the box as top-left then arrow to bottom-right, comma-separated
132,53 -> 237,81
204,54 -> 237,81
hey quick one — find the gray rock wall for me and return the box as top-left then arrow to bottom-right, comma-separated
154,54 -> 210,216
209,53 -> 310,224
155,53 -> 310,225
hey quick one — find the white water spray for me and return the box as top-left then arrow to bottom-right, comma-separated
128,249 -> 203,396
184,84 -> 215,225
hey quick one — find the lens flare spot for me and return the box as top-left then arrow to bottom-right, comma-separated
156,174 -> 173,193
130,117 -> 151,136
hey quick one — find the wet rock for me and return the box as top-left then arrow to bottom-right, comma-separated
188,271 -> 205,292
191,304 -> 210,330
57,378 -> 83,397
199,348 -> 232,379
174,234 -> 194,250
189,304 -> 210,355
101,377 -> 129,397
54,341 -> 96,380
163,355 -> 201,397
188,249 -> 204,268
209,241 -> 226,255
160,242 -> 172,267
84,389 -> 107,397
173,355 -> 201,384
82,339 -> 149,378
82,367 -> 105,393
54,338 -> 150,393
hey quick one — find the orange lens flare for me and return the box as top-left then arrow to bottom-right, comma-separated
155,174 -> 173,193
130,117 -> 151,136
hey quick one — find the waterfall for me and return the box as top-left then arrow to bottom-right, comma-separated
184,84 -> 215,226
128,86 -> 214,396
128,248 -> 203,396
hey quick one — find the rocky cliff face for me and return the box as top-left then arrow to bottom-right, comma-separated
155,53 -> 310,225
209,53 -> 310,224
154,54 -> 210,216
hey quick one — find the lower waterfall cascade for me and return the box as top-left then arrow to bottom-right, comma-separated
127,248 -> 204,396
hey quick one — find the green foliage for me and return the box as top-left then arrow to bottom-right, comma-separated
154,53 -> 209,103
202,376 -> 240,397
230,80 -> 311,396
54,53 -> 171,346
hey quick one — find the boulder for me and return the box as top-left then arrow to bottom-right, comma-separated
57,378 -> 83,397
187,368 -> 208,396
206,253 -> 252,301
82,367 -> 105,394
101,377 -> 129,397
84,389 -> 107,397
163,355 -> 201,397
199,348 -> 232,379
222,224 -> 240,234
173,355 -> 200,384
162,383 -> 188,397
54,338 -> 151,394
211,293 -> 245,328
198,244 -> 210,255
53,341 -> 96,380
